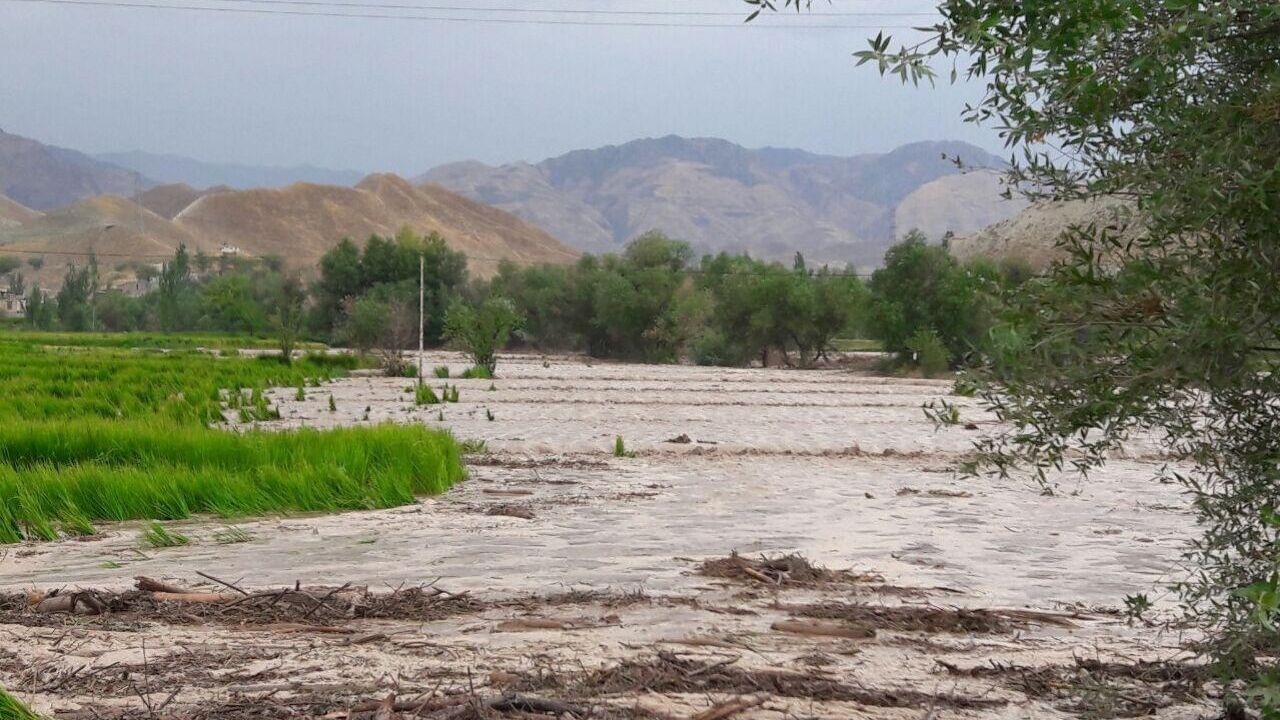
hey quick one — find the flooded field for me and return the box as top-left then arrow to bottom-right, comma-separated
1,353 -> 1210,719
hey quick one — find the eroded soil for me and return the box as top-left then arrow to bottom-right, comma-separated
0,353 -> 1210,719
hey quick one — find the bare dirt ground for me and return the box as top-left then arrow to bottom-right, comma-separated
1,353 -> 1213,719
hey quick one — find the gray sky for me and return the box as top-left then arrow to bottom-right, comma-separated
0,0 -> 1002,174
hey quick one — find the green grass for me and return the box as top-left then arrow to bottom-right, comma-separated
415,384 -> 440,405
433,365 -> 450,378
0,333 -> 464,543
461,366 -> 493,380
613,435 -> 636,458
0,688 -> 42,720
142,522 -> 189,548
5,330 -> 327,351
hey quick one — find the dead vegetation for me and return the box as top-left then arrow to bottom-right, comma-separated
697,551 -> 880,587
2,576 -> 483,628
506,651 -> 1006,711
937,657 -> 1208,717
788,601 -> 1079,634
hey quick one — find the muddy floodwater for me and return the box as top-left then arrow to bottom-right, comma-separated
2,353 -> 1211,719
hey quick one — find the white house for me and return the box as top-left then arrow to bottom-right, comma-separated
0,288 -> 25,318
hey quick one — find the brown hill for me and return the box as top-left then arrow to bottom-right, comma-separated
0,194 -> 41,228
0,174 -> 578,288
0,195 -> 199,289
136,183 -> 232,219
174,174 -> 577,276
0,129 -> 152,210
420,136 -> 1023,268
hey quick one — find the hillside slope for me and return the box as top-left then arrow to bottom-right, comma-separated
174,174 -> 577,276
0,196 -> 197,288
0,129 -> 152,210
0,194 -> 41,229
0,174 -> 578,288
949,197 -> 1138,270
421,136 -> 1020,267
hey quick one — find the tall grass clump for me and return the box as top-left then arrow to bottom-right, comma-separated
415,384 -> 440,405
0,333 -> 465,543
460,366 -> 493,380
613,435 -> 636,458
0,688 -> 42,720
143,522 -> 189,548
433,365 -> 450,379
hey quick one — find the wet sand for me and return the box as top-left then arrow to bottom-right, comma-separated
1,353 -> 1209,719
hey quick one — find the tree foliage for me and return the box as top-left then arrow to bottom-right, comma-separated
443,296 -> 523,377
841,0 -> 1280,708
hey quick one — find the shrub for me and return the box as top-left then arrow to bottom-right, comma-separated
906,327 -> 950,378
443,297 -> 522,378
433,365 -> 450,379
415,384 -> 440,406
460,366 -> 493,380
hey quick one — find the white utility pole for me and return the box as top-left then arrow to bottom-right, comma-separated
417,253 -> 425,385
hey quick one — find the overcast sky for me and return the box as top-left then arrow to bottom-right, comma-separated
0,0 -> 1003,174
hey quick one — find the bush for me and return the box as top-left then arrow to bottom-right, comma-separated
415,384 -> 440,406
460,366 -> 493,380
443,297 -> 522,377
906,327 -> 950,377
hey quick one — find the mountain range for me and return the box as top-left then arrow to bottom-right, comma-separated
98,150 -> 364,190
0,129 -> 148,210
0,129 -> 1031,290
420,135 -> 1026,268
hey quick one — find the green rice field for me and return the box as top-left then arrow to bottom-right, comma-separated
0,331 -> 464,543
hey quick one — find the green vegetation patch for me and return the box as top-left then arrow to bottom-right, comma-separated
0,688 -> 42,720
0,334 -> 464,543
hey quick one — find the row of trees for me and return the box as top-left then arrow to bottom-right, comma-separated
13,227 -> 1025,374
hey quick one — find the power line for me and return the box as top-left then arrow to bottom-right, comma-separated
0,0 -> 930,27
166,0 -> 938,17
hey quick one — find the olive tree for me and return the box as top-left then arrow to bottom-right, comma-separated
777,0 -> 1280,709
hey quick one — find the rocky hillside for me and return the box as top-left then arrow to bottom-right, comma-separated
949,197 -> 1138,271
0,174 -> 578,288
0,129 -> 152,210
421,136 -> 1021,267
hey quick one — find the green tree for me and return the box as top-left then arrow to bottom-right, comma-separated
199,274 -> 266,333
25,287 -> 54,329
270,274 -> 307,365
867,231 -> 991,366
339,294 -> 391,355
157,245 -> 195,331
7,272 -> 24,299
842,0 -> 1280,709
94,291 -> 145,332
55,264 -> 93,331
443,296 -> 522,377
0,256 -> 20,276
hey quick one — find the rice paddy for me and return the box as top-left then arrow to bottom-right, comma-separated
0,332 -> 465,543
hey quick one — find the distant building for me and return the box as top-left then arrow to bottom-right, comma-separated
0,288 -> 25,318
220,243 -> 242,257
